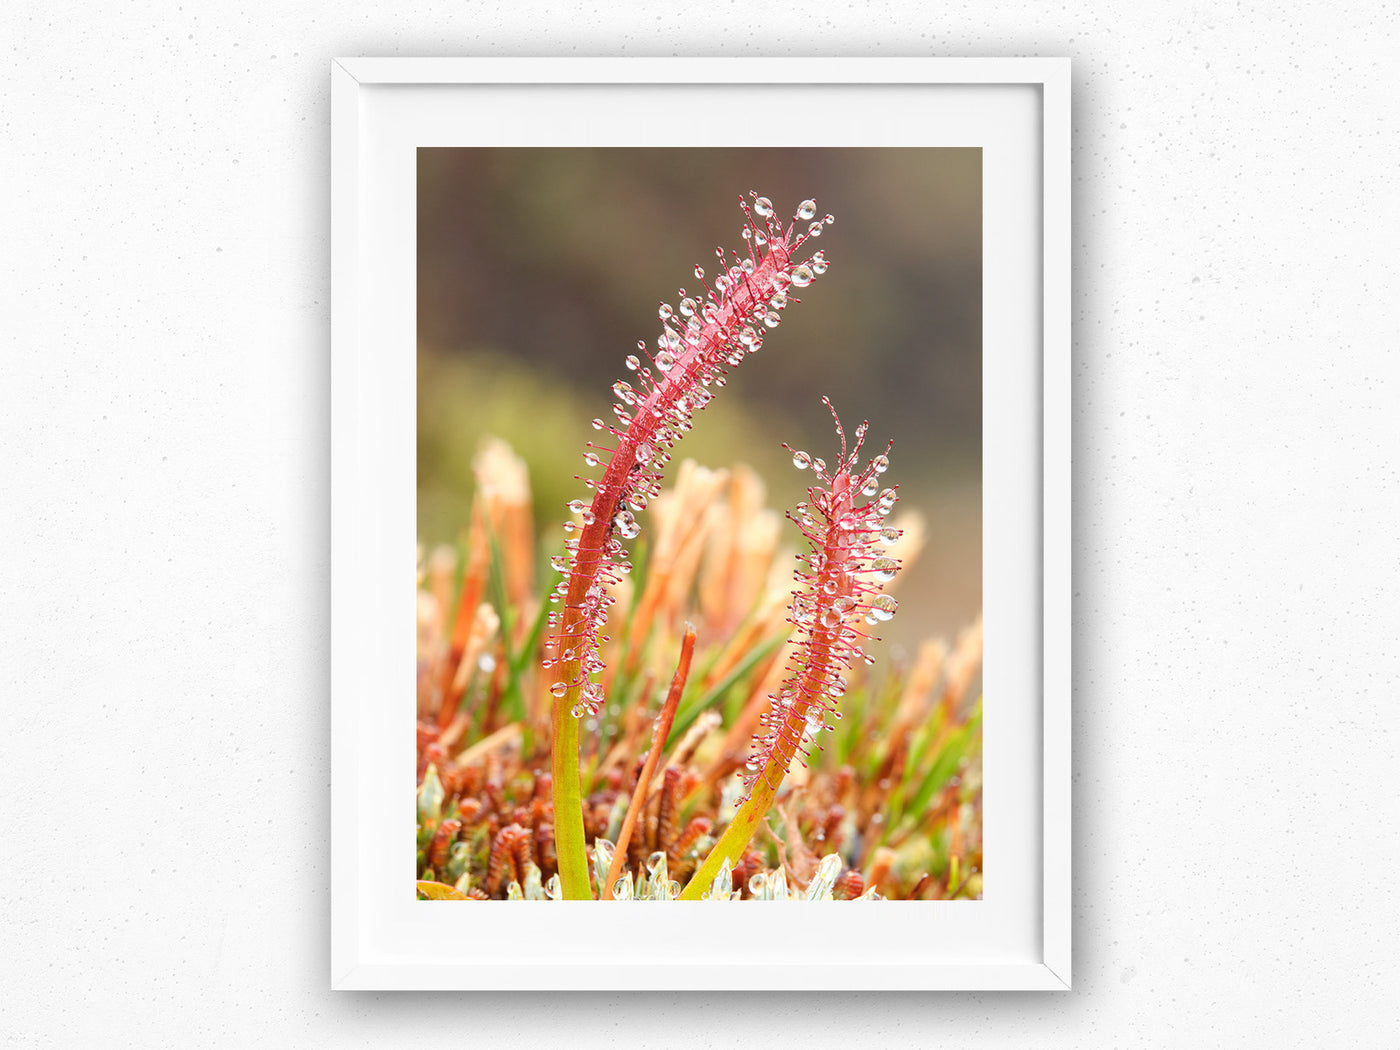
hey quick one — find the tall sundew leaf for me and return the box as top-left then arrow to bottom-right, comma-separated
544,195 -> 834,720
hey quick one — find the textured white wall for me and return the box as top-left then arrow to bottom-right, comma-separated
3,2 -> 1398,1046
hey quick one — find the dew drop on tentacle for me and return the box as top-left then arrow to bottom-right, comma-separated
625,354 -> 640,371
792,450 -> 811,469
867,594 -> 898,622
790,264 -> 815,288
796,199 -> 817,220
753,196 -> 774,217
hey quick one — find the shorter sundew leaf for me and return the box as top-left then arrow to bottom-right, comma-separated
739,399 -> 904,804
679,402 -> 903,899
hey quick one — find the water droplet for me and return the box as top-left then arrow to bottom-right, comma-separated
590,418 -> 605,431
872,557 -> 898,582
655,350 -> 676,372
821,608 -> 842,629
764,309 -> 781,329
550,554 -> 568,572
797,199 -> 817,220
694,264 -> 705,280
625,355 -> 640,370
753,196 -> 774,217
715,274 -> 731,295
571,703 -> 585,718
792,450 -> 811,469
821,579 -> 839,596
738,326 -> 757,348
813,457 -> 827,473
810,251 -> 828,275
551,681 -> 567,697
872,454 -> 889,474
567,499 -> 587,513
658,303 -> 673,321
613,510 -> 641,539
635,442 -> 654,464
861,478 -> 879,496
679,296 -> 697,318
870,594 -> 898,621
583,451 -> 600,466
807,222 -> 823,237
741,258 -> 755,274
770,290 -> 788,309
791,264 -> 814,287
879,526 -> 900,545
581,509 -> 595,524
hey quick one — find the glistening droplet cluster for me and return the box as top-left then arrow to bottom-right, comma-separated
742,399 -> 902,800
546,195 -> 832,719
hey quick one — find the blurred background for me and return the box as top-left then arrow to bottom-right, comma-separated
418,147 -> 981,645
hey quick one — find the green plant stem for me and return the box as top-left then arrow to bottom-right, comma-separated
677,752 -> 786,899
551,698 -> 591,899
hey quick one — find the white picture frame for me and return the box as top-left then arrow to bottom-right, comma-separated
331,57 -> 1070,991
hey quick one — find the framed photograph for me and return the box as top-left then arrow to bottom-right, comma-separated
331,57 -> 1070,990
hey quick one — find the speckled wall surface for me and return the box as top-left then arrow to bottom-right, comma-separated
3,3 -> 1398,1046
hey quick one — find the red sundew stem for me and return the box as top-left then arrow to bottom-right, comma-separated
551,203 -> 824,900
600,625 -> 695,900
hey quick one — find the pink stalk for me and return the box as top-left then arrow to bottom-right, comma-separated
546,195 -> 834,899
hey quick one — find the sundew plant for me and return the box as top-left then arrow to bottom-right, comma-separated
416,193 -> 983,903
